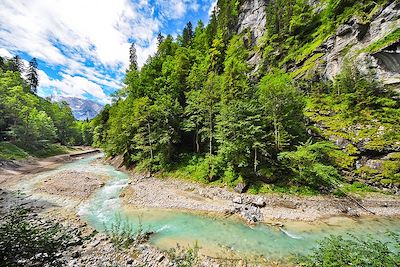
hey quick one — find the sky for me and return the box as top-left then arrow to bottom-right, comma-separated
0,0 -> 217,104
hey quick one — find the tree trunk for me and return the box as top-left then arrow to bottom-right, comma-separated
274,115 -> 279,151
209,110 -> 213,156
147,122 -> 153,160
254,147 -> 258,174
196,128 -> 200,153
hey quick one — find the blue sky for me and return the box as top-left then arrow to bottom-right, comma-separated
0,0 -> 217,104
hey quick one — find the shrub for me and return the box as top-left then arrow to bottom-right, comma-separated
299,233 -> 400,267
0,208 -> 72,266
104,215 -> 152,250
167,243 -> 201,267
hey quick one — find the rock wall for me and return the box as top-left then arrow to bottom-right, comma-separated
237,0 -> 267,45
319,1 -> 400,89
237,0 -> 399,89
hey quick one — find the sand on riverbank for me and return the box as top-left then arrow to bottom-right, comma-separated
34,170 -> 107,200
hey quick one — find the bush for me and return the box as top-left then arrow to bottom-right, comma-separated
167,243 -> 201,267
104,215 -> 152,250
278,141 -> 342,189
299,233 -> 400,267
0,208 -> 72,267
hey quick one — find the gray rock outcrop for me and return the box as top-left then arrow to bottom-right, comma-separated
320,1 -> 400,89
237,0 -> 267,45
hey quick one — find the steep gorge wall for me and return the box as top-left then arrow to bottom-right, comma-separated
237,0 -> 267,45
321,1 -> 400,89
236,0 -> 400,89
235,0 -> 400,192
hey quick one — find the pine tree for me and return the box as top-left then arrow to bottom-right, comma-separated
0,56 -> 5,71
27,58 -> 39,94
157,32 -> 165,46
129,42 -> 138,70
10,55 -> 23,73
182,21 -> 194,46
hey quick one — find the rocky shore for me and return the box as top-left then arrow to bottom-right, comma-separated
1,152 -> 399,266
121,175 -> 400,223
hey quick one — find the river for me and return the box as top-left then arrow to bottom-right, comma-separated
20,153 -> 400,261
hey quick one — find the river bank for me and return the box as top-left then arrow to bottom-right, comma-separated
1,152 -> 400,266
0,153 -> 230,266
0,147 -> 100,184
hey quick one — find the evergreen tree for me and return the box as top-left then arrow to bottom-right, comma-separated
182,21 -> 194,47
129,42 -> 138,70
27,58 -> 39,94
9,55 -> 23,73
0,56 -> 5,71
157,32 -> 165,46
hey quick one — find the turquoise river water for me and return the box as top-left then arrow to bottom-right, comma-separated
49,154 -> 400,260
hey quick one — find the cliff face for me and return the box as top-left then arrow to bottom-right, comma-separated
235,0 -> 400,192
237,0 -> 267,45
237,0 -> 400,89
321,1 -> 400,89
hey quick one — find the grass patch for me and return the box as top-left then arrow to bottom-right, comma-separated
0,142 -> 29,160
292,53 -> 325,78
336,182 -> 377,197
247,181 -> 320,196
364,28 -> 400,53
0,141 -> 69,160
27,143 -> 68,158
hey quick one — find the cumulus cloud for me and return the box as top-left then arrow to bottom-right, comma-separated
0,0 -> 216,104
0,48 -> 13,58
38,70 -> 111,104
0,0 -> 161,103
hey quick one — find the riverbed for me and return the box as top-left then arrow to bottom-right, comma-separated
4,153 -> 400,263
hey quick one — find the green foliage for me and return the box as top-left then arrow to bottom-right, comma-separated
338,182 -> 376,196
247,181 -> 320,196
0,208 -> 73,267
299,233 -> 400,266
261,0 -> 390,71
258,71 -> 306,154
0,141 -> 28,160
278,141 -> 342,189
104,215 -> 151,250
0,60 -> 89,156
90,0 -> 398,194
306,62 -> 400,187
167,243 -> 201,267
28,143 -> 68,158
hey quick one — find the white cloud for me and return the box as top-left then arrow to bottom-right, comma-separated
38,70 -> 111,104
156,0 -> 187,20
0,0 -> 162,103
0,0 -> 217,104
0,48 -> 13,58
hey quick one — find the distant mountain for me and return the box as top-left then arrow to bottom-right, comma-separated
52,96 -> 104,120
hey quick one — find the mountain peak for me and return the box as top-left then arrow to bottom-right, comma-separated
52,96 -> 104,120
